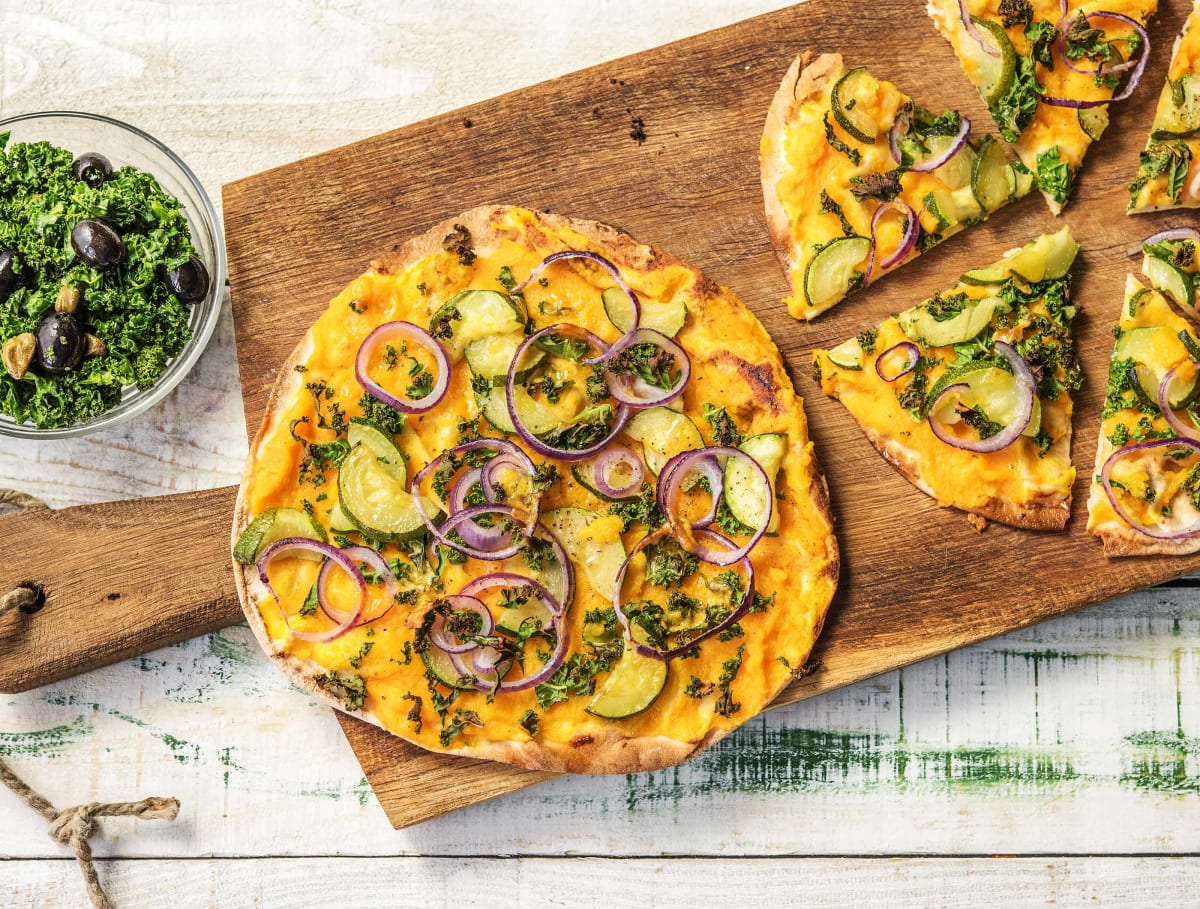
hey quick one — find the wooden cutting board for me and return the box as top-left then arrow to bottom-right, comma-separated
2,0 -> 1196,829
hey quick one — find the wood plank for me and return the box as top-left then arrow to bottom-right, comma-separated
0,487 -> 242,692
222,0 -> 1200,825
7,856 -> 1200,908
3,587 -> 1200,857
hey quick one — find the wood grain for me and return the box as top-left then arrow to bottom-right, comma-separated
218,0 -> 1200,827
0,487 -> 241,692
9,856 -> 1200,908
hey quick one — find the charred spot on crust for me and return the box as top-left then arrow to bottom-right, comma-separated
717,352 -> 783,415
442,223 -> 476,267
571,734 -> 595,747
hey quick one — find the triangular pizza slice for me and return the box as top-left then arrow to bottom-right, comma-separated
813,229 -> 1081,530
760,52 -> 1031,321
1129,0 -> 1200,211
1088,235 -> 1200,554
928,0 -> 1156,214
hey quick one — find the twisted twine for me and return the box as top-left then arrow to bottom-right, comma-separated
1,487 -> 181,907
0,761 -> 179,909
0,489 -> 47,619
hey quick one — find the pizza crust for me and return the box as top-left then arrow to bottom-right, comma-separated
760,52 -> 843,318
859,421 -> 1070,532
232,205 -> 838,775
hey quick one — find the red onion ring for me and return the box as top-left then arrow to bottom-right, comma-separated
429,595 -> 494,653
480,454 -> 532,504
1101,438 -> 1200,540
257,538 -> 364,643
657,446 -> 772,566
612,527 -> 755,661
506,324 -> 632,462
1041,13 -> 1149,109
319,544 -> 399,626
1158,365 -> 1200,443
459,572 -> 564,618
927,341 -> 1035,453
513,250 -> 642,329
1145,228 -> 1200,247
355,321 -> 450,413
875,341 -> 920,382
912,117 -> 971,172
959,0 -> 1000,57
601,328 -> 691,408
867,200 -> 918,282
437,504 -> 528,560
412,439 -> 541,557
450,466 -> 485,515
657,449 -> 724,529
592,445 -> 645,498
888,103 -> 911,166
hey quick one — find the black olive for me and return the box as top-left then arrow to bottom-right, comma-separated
36,313 -> 86,375
0,249 -> 22,302
163,255 -> 211,304
71,219 -> 124,269
71,152 -> 113,189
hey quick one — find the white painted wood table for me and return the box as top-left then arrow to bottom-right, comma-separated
2,2 -> 1199,906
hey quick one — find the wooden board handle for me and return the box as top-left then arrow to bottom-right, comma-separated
0,485 -> 243,693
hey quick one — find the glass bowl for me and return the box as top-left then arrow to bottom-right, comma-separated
0,111 -> 226,439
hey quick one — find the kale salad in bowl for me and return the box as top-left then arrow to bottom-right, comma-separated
0,112 -> 225,438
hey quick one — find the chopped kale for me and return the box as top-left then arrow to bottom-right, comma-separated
855,328 -> 879,354
643,537 -> 699,588
535,332 -> 591,361
989,54 -> 1041,143
819,189 -> 856,237
316,672 -> 367,711
703,402 -> 742,447
536,403 -> 615,451
519,709 -> 540,737
714,645 -> 746,718
849,170 -> 902,202
1129,142 -> 1192,207
607,481 -> 665,530
400,693 -> 423,733
999,0 -> 1033,27
1025,18 -> 1058,67
823,113 -> 861,165
441,223 -> 476,266
438,708 -> 483,747
1035,146 -> 1073,206
355,395 -> 406,435
684,676 -> 716,698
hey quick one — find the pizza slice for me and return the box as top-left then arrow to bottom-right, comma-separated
760,52 -> 1031,321
928,0 -> 1156,215
1129,0 -> 1200,211
1088,235 -> 1200,554
813,228 -> 1081,529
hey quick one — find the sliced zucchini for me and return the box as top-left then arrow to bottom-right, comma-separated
1152,74 -> 1200,139
1113,326 -> 1197,408
826,337 -> 864,371
803,236 -> 871,311
830,66 -> 879,144
930,366 -> 1042,438
477,384 -> 560,436
429,289 -> 526,357
1010,163 -> 1034,199
1078,106 -> 1109,142
347,419 -> 406,483
464,333 -> 544,386
233,507 -> 327,565
328,502 -> 357,534
624,407 -> 705,475
928,134 -> 976,191
971,135 -> 1010,212
539,506 -> 627,599
1143,255 -> 1196,308
601,286 -> 687,337
1004,229 -> 1079,284
585,644 -> 668,720
338,443 -> 427,541
496,598 -> 555,637
899,295 -> 1007,348
959,264 -> 1010,287
965,17 -> 1017,106
724,433 -> 787,534
924,186 -> 982,229
571,463 -> 636,501
421,646 -> 476,690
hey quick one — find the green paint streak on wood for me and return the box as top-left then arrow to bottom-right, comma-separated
39,693 -> 201,764
623,726 -> 1080,810
0,717 -> 93,757
219,745 -> 244,788
1121,730 -> 1200,793
207,627 -> 257,666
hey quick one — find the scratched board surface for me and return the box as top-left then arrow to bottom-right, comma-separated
223,0 -> 1199,827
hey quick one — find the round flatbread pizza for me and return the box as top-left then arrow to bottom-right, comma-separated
232,205 -> 838,774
